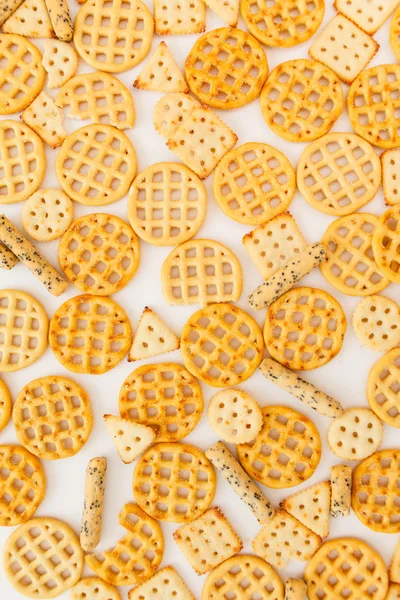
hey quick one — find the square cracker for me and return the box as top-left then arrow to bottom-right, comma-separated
154,0 -> 206,34
309,14 -> 379,84
242,213 -> 306,280
381,149 -> 400,205
128,566 -> 195,599
334,0 -> 399,34
173,506 -> 242,574
21,91 -> 66,148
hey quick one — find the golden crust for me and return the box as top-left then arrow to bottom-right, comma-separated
367,348 -> 400,428
372,205 -> 400,283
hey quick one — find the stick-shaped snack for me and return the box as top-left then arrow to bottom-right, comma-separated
80,457 -> 107,551
285,578 -> 307,600
0,215 -> 68,296
0,0 -> 24,26
248,242 -> 326,311
0,244 -> 17,270
205,441 -> 275,524
330,464 -> 352,518
260,358 -> 343,418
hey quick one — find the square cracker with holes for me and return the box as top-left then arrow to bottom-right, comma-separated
334,0 -> 399,34
173,506 -> 243,574
309,14 -> 379,84
154,0 -> 206,34
381,149 -> 400,205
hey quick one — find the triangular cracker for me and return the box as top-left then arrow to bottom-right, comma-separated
281,481 -> 331,538
134,41 -> 188,93
21,91 -> 66,148
104,414 -> 155,464
204,0 -> 239,26
2,0 -> 54,37
128,307 -> 180,361
42,39 -> 78,88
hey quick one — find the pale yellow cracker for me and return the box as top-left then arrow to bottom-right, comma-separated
305,537 -> 388,600
45,0 -> 72,41
128,162 -> 206,246
71,577 -> 121,600
348,65 -> 400,149
353,295 -> 400,351
367,348 -> 400,428
264,286 -> 347,371
352,449 -> 400,533
0,34 -> 45,115
285,579 -> 307,600
134,41 -> 188,93
1,0 -> 54,37
253,510 -> 322,569
153,92 -> 200,139
181,302 -> 264,388
4,517 -> 84,598
0,378 -> 12,431
281,481 -> 330,538
42,39 -> 78,88
204,0 -> 239,26
133,442 -> 216,522
321,214 -> 388,296
214,143 -> 296,226
173,506 -> 242,574
238,405 -> 321,489
391,5 -> 400,61
330,464 -> 352,518
161,239 -> 243,306
154,0 -> 206,34
0,121 -> 45,204
56,124 -> 137,206
336,0 -> 399,34
22,188 -> 73,242
207,388 -> 262,444
309,14 -> 378,85
104,414 -> 155,463
381,149 -> 400,206
243,213 -> 306,279
80,457 -> 107,552
372,205 -> 400,283
185,27 -> 268,110
0,0 -> 24,26
260,59 -> 343,143
202,554 -> 284,600
13,375 -> 93,460
0,289 -> 48,373
129,566 -> 195,600
21,91 -> 66,148
49,294 -> 132,374
241,0 -> 325,47
59,213 -> 140,295
56,71 -> 135,130
390,540 -> 400,583
0,444 -> 46,526
328,408 -> 383,461
74,0 -> 153,73
387,584 -> 400,600
128,307 -> 179,361
297,133 -> 381,216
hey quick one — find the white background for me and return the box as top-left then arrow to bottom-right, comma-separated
1,2 -> 400,598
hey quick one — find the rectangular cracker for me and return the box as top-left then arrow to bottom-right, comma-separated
205,441 -> 275,524
285,578 -> 307,600
21,91 -> 66,148
381,149 -> 400,205
0,0 -> 24,26
154,0 -> 206,34
309,14 -> 379,84
330,464 -> 352,518
248,242 -> 326,311
0,215 -> 68,296
334,0 -> 399,34
0,243 -> 17,270
44,0 -> 72,41
128,566 -> 195,600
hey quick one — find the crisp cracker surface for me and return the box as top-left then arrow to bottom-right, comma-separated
353,295 -> 400,352
328,408 -> 383,460
335,0 -> 399,34
154,0 -> 206,34
367,348 -> 400,428
22,188 -> 73,242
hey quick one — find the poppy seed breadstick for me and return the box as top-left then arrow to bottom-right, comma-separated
330,464 -> 352,518
0,244 -> 17,270
80,457 -> 107,551
0,0 -> 24,26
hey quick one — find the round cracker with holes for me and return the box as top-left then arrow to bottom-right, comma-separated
328,408 -> 383,461
353,295 -> 400,351
22,188 -> 74,242
208,388 -> 263,444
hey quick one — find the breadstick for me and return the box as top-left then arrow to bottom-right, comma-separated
330,464 -> 352,518
0,0 -> 24,25
260,358 -> 343,418
0,215 -> 68,296
205,441 -> 275,524
44,0 -> 73,41
80,457 -> 107,551
248,242 -> 326,310
285,578 -> 307,600
0,244 -> 17,270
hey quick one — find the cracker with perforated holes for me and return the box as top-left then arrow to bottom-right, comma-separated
128,162 -> 206,246
154,0 -> 206,34
128,307 -> 180,361
153,92 -> 200,139
104,414 -> 155,464
381,149 -> 400,206
281,481 -> 331,538
205,0 -> 238,26
0,0 -> 24,26
208,388 -> 262,444
336,0 -> 399,34
42,39 -> 77,88
173,506 -> 242,574
391,6 -> 400,61
390,540 -> 400,583
328,408 -> 383,461
353,295 -> 400,352
161,239 -> 242,306
21,91 -> 66,149
0,444 -> 46,526
309,14 -> 378,85
237,405 -> 321,489
71,577 -> 121,600
0,379 -> 11,432
297,133 -> 381,216
22,188 -> 73,242
367,348 -> 400,428
134,41 -> 188,92
372,205 -> 400,283
330,464 -> 352,518
1,0 -> 54,37
214,143 -> 296,226
253,510 -> 322,569
285,578 -> 307,600
260,59 -> 343,143
129,566 -> 195,600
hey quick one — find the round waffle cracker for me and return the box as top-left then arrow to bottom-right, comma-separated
264,286 -> 347,371
128,162 -> 207,246
213,142 -> 295,226
56,124 -> 137,206
0,34 -> 45,115
368,348 -> 400,428
184,27 -> 268,110
260,59 -> 343,142
320,213 -> 389,296
305,537 -> 388,600
49,294 -> 132,375
241,0 -> 325,48
13,376 -> 93,460
0,289 -> 48,373
74,0 -> 153,73
119,362 -> 203,442
328,408 -> 383,461
0,445 -> 46,526
297,133 -> 381,216
348,65 -> 400,149
208,388 -> 263,444
372,205 -> 400,283
202,554 -> 284,600
71,577 -> 121,600
353,295 -> 400,351
352,449 -> 400,533
133,442 -> 216,523
59,213 -> 140,295
0,378 -> 12,432
22,188 -> 73,242
237,405 -> 321,489
4,517 -> 83,598
181,303 -> 264,388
